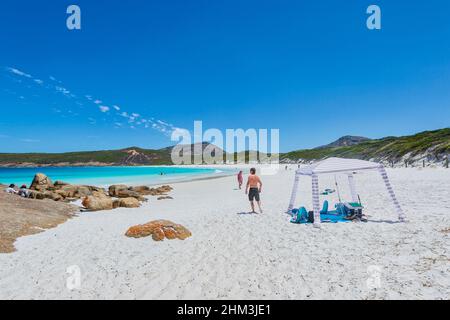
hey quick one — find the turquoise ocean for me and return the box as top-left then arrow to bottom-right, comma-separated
0,166 -> 233,187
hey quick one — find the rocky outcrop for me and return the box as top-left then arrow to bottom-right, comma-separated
27,173 -> 104,202
30,173 -> 54,191
129,185 -> 173,196
108,184 -> 173,199
125,220 -> 191,241
82,192 -> 114,211
0,191 -> 77,253
108,185 -> 144,200
12,173 -> 173,212
114,197 -> 141,208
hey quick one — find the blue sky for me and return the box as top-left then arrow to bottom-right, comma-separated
0,0 -> 449,153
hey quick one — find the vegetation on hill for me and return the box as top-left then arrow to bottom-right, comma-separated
281,128 -> 450,165
0,128 -> 448,166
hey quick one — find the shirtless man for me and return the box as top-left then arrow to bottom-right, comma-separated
245,168 -> 263,213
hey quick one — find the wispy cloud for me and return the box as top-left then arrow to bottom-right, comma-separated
99,105 -> 110,113
5,66 -> 179,137
7,67 -> 32,78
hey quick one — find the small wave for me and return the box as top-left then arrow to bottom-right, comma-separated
214,169 -> 223,173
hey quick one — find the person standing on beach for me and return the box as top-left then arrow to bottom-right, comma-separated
245,168 -> 263,213
237,171 -> 243,189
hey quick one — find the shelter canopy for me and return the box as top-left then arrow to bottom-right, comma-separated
297,157 -> 382,176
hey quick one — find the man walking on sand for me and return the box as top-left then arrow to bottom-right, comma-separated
245,167 -> 263,213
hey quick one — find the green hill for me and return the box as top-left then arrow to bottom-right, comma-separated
0,147 -> 172,166
280,128 -> 450,165
0,128 -> 448,167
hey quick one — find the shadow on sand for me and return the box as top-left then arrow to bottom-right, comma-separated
367,219 -> 404,224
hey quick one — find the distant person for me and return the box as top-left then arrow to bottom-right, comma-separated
237,171 -> 243,189
245,168 -> 263,213
18,184 -> 30,198
5,184 -> 18,194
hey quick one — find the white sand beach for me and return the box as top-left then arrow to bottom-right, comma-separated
0,166 -> 449,300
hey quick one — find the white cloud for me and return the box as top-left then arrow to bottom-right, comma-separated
157,119 -> 170,126
4,67 -> 179,138
99,106 -> 110,113
55,86 -> 71,95
7,67 -> 32,78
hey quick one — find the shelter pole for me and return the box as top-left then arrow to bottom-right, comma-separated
347,173 -> 358,203
378,166 -> 406,221
287,172 -> 300,213
312,174 -> 321,228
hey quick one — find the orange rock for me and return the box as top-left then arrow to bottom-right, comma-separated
163,227 -> 177,239
116,197 -> 140,208
152,227 -> 165,241
82,195 -> 114,211
125,219 -> 191,241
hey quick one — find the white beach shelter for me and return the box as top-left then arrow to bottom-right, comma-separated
287,157 -> 405,228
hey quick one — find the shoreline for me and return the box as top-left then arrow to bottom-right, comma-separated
0,166 -> 238,188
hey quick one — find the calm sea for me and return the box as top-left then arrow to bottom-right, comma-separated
0,166 -> 232,187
